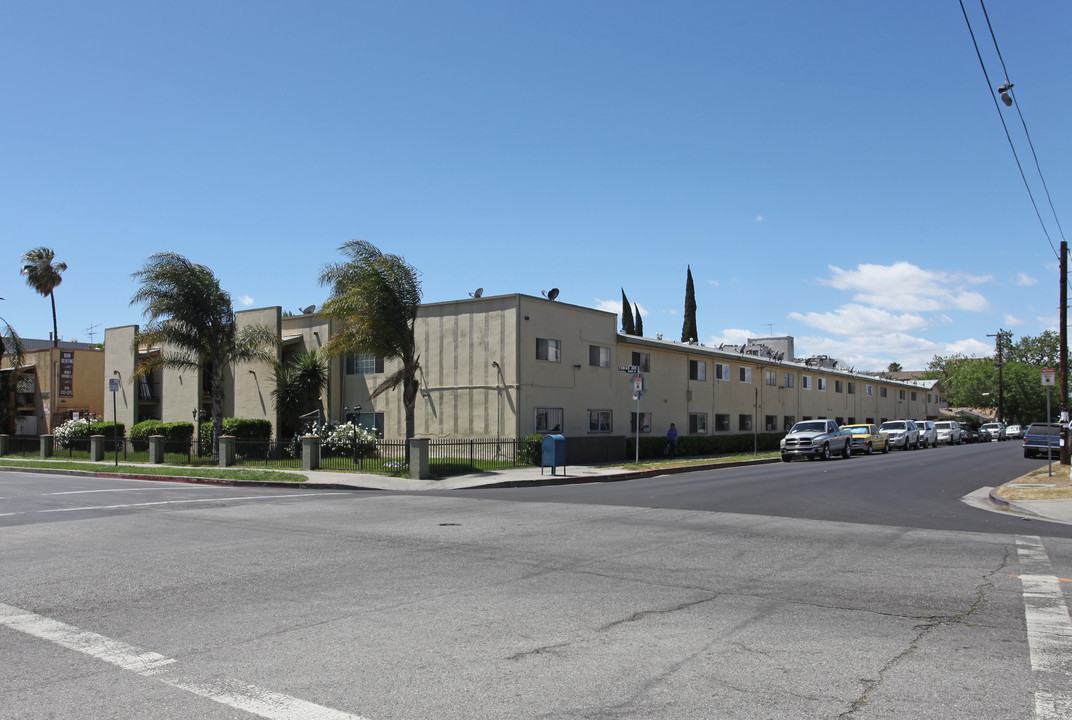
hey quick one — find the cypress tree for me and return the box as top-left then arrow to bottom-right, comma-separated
681,265 -> 698,343
621,289 -> 635,335
634,303 -> 643,337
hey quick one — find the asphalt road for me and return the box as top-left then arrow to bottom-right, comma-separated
2,446 -> 1071,719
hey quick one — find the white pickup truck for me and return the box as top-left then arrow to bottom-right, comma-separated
780,419 -> 853,462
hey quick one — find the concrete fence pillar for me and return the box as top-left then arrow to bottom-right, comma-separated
302,435 -> 320,471
40,435 -> 54,459
409,437 -> 430,480
218,435 -> 236,467
90,435 -> 105,462
148,435 -> 165,464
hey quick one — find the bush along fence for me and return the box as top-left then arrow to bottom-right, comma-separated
0,431 -> 545,480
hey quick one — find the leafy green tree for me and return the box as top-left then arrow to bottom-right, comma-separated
20,247 -> 67,347
271,349 -> 329,437
319,240 -> 423,442
1007,330 -> 1060,366
887,362 -> 902,373
620,289 -> 635,335
129,253 -> 278,456
633,303 -> 643,337
681,265 -> 697,343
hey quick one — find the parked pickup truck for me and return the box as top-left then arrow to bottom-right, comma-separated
1022,422 -> 1064,459
780,419 -> 853,462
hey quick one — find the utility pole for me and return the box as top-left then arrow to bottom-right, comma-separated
986,330 -> 1008,423
1061,241 -> 1069,465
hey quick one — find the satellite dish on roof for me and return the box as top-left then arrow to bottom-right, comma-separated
301,305 -> 316,315
541,288 -> 559,301
469,288 -> 483,298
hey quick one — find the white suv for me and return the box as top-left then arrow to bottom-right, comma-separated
914,420 -> 938,448
934,420 -> 962,445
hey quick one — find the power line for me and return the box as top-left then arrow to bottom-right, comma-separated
957,0 -> 1063,260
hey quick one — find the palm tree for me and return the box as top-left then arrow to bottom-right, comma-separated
319,240 -> 423,442
21,247 -> 67,347
129,253 -> 278,457
0,311 -> 24,433
270,349 -> 329,437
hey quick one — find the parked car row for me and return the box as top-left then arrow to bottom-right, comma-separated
781,418 -> 1016,462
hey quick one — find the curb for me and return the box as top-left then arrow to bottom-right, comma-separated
465,457 -> 781,490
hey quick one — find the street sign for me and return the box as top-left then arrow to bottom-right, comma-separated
108,378 -> 120,392
632,375 -> 645,395
618,365 -> 641,373
1042,368 -> 1056,387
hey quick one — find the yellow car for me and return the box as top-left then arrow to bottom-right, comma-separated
842,423 -> 891,455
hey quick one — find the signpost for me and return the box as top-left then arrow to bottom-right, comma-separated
1042,369 -> 1056,475
109,377 -> 119,466
620,366 -> 644,463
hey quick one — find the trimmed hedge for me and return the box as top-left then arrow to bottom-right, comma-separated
626,432 -> 782,460
199,417 -> 273,446
130,420 -> 194,450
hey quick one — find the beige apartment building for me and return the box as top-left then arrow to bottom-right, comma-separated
103,294 -> 943,457
1,341 -> 105,434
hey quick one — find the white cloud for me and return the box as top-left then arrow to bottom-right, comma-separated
708,279 -> 719,287
1003,314 -> 1023,327
795,332 -> 991,371
706,328 -> 754,347
787,304 -> 927,336
238,295 -> 254,307
594,298 -> 620,315
755,215 -> 763,223
820,262 -> 992,312
1016,272 -> 1038,286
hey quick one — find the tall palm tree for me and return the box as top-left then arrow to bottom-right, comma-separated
270,349 -> 329,437
21,247 -> 67,347
129,253 -> 278,457
319,240 -> 423,442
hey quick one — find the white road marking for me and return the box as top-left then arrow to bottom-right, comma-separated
47,487 -> 203,495
0,493 -> 335,518
0,603 -> 370,720
1015,536 -> 1072,719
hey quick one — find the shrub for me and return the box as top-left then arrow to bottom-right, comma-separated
53,418 -> 125,449
626,432 -> 782,460
199,417 -> 273,448
322,422 -> 379,459
130,420 -> 165,450
518,434 -> 544,465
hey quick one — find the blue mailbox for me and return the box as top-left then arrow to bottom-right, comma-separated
541,434 -> 566,475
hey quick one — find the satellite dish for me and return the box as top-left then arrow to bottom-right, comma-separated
469,288 -> 483,298
301,305 -> 316,315
542,288 -> 559,301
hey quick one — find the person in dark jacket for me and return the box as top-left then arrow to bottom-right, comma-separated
666,423 -> 679,457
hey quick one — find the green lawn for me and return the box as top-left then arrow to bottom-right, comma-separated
0,459 -> 307,483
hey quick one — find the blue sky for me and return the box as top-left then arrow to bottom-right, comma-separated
3,1 -> 1069,371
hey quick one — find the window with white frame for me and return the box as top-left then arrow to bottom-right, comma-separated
535,407 -> 563,433
346,353 -> 384,375
689,359 -> 706,381
739,367 -> 752,383
589,345 -> 610,368
866,384 -> 874,396
818,377 -> 827,391
765,370 -> 776,386
588,409 -> 612,433
715,363 -> 730,380
630,412 -> 651,433
689,412 -> 707,435
631,351 -> 650,372
536,338 -> 561,362
802,375 -> 812,390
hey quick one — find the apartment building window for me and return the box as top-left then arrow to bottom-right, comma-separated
346,353 -> 384,375
848,382 -> 855,395
866,384 -> 874,396
589,345 -> 610,368
911,391 -> 917,401
689,413 -> 707,435
899,389 -> 906,400
835,380 -> 843,393
765,370 -> 776,386
346,411 -> 385,438
715,363 -> 730,380
535,407 -> 563,433
847,417 -> 856,424
588,410 -> 612,433
835,416 -> 844,426
880,387 -> 887,398
738,414 -> 753,431
739,367 -> 752,383
689,359 -> 706,381
784,373 -> 795,388
928,394 -> 933,403
802,375 -> 812,390
715,413 -> 730,431
818,378 -> 827,391
537,338 -> 562,362
783,416 -> 796,431
765,415 -> 778,431
628,351 -> 650,372
630,412 -> 652,433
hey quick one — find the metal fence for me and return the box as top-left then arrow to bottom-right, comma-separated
230,439 -> 303,469
318,437 -> 536,475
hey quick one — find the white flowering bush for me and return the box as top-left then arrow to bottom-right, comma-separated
53,417 -> 93,449
323,421 -> 379,459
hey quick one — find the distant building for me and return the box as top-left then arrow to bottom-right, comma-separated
1,341 -> 105,434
